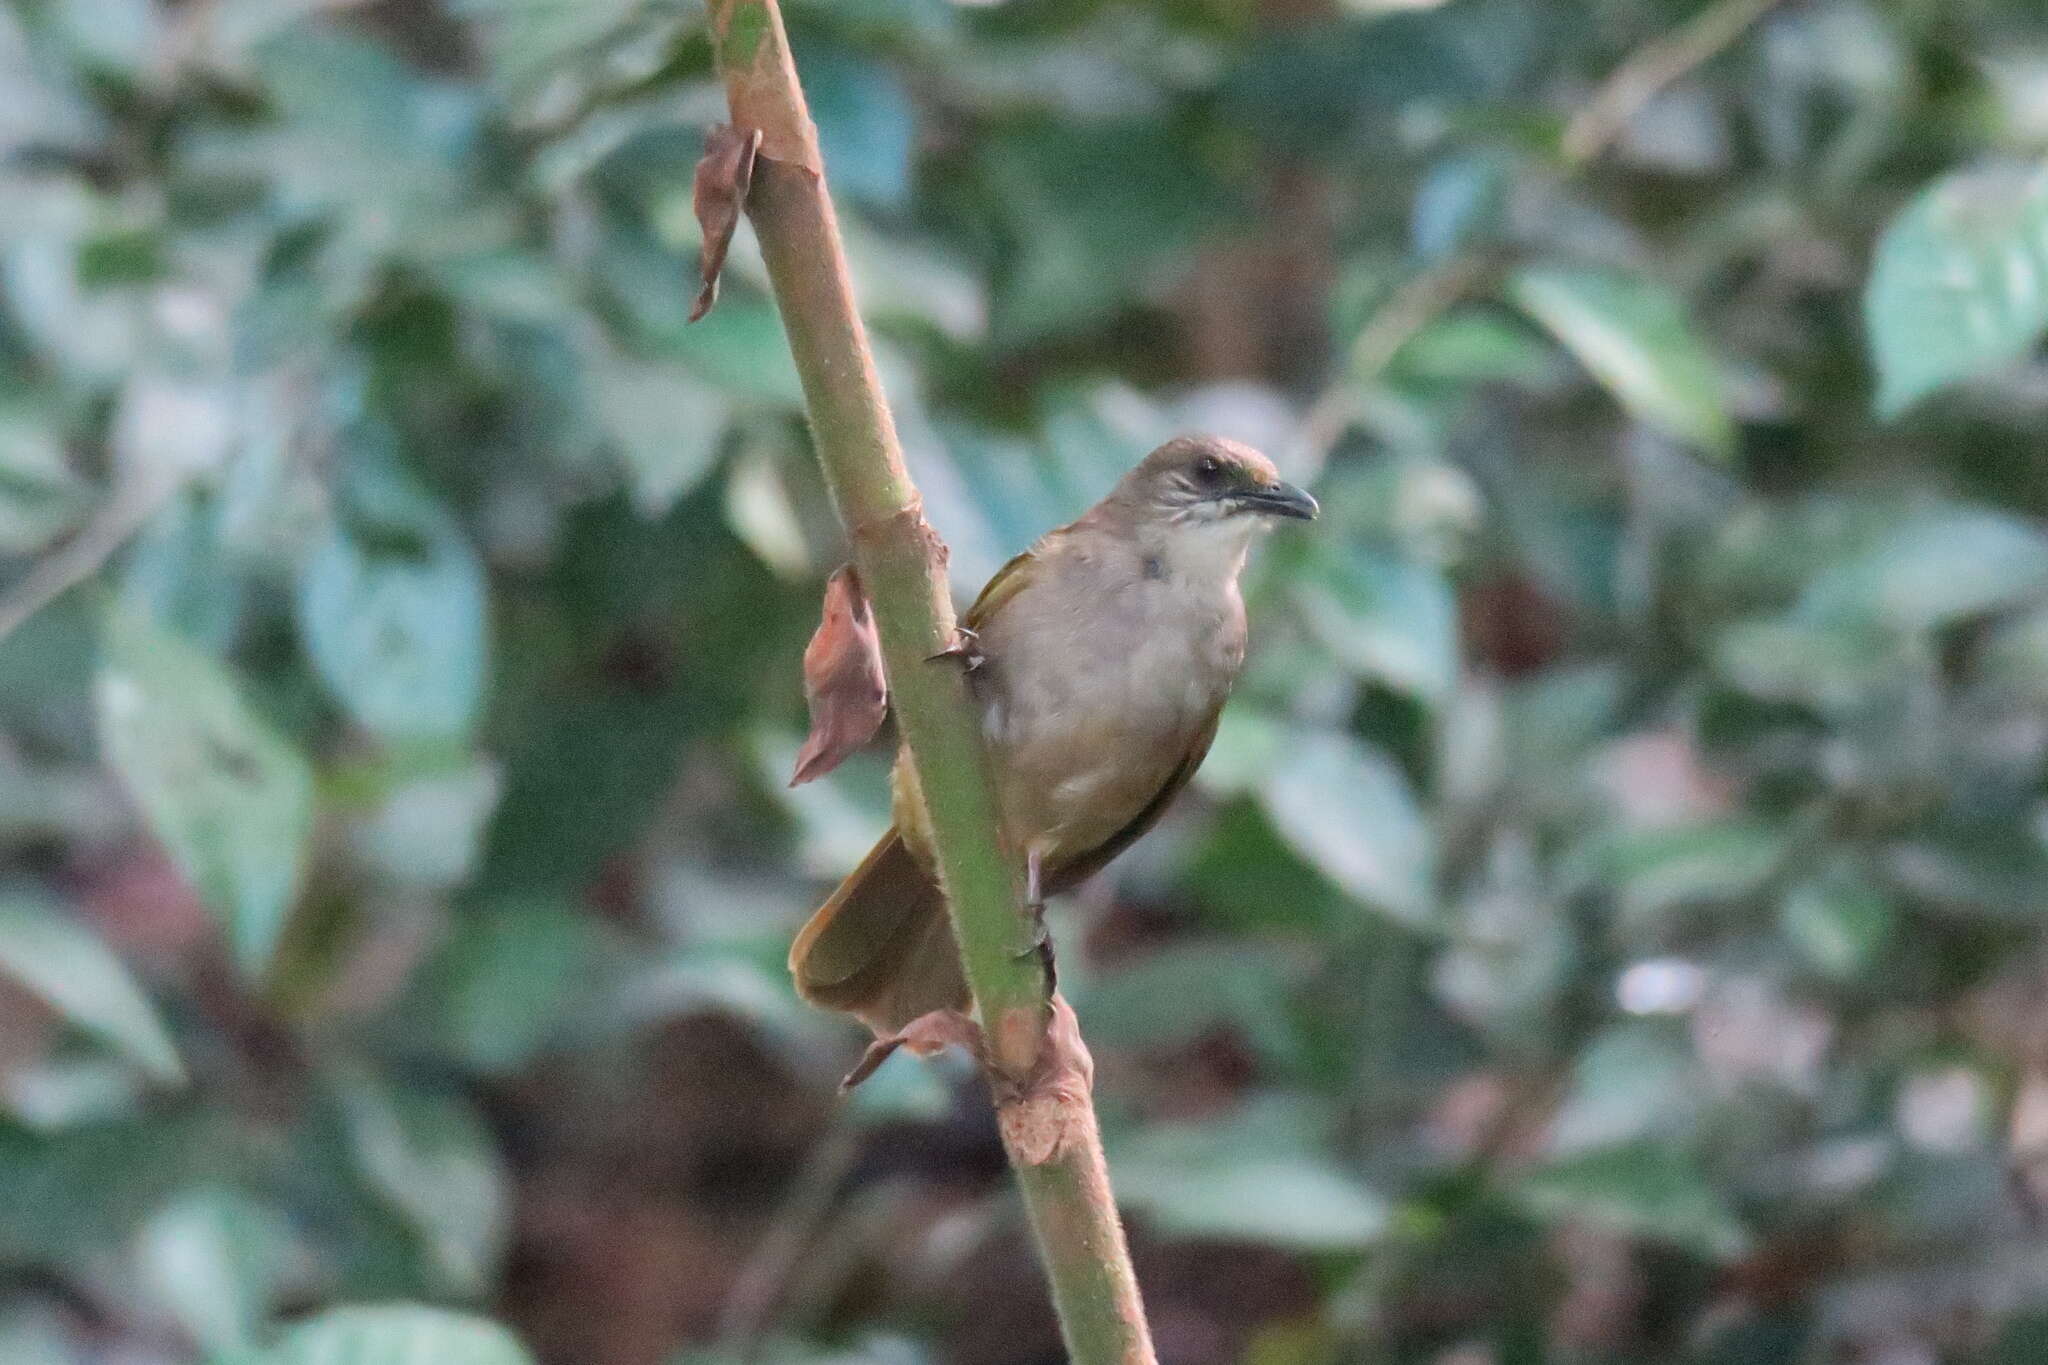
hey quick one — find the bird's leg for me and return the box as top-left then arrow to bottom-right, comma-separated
1024,846 -> 1056,995
926,625 -> 984,670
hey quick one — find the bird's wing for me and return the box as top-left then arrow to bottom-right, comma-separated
1045,703 -> 1225,893
962,547 -> 1039,632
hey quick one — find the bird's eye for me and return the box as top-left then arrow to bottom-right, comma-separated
1194,455 -> 1225,487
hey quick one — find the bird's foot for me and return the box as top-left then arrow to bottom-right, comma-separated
926,625 -> 984,671
1033,930 -> 1057,996
1016,848 -> 1056,996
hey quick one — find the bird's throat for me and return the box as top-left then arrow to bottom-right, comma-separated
1142,520 -> 1255,590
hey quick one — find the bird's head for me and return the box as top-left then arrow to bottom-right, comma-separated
1116,435 -> 1319,528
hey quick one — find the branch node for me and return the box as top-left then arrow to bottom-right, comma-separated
846,499 -> 932,552
994,996 -> 1094,1166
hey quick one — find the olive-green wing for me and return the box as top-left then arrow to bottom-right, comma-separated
962,547 -> 1039,632
1045,704 -> 1224,894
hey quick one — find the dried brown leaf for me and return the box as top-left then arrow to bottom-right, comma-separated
839,996 -> 1094,1167
840,1007 -> 979,1091
688,123 -> 762,324
790,564 -> 888,786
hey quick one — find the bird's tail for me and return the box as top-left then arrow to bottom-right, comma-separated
789,827 -> 968,1037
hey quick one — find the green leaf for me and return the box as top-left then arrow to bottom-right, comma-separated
1118,1154 -> 1388,1250
0,1115 -> 218,1262
133,1186 -> 290,1357
96,609 -> 314,978
1259,734 -> 1435,926
1515,1141 -> 1750,1258
330,1066 -> 508,1296
429,899 -> 601,1076
1410,150 -> 1511,261
1546,1024 -> 1704,1154
1780,868 -> 1896,982
346,756 -> 503,892
1864,161 -> 2048,416
259,1305 -> 534,1365
1110,1102 -> 1387,1251
1077,943 -> 1305,1067
1607,818 -> 1791,927
0,893 -> 182,1085
120,489 -> 253,653
27,0 -> 161,81
1292,546 -> 1458,703
451,0 -> 645,94
661,297 -> 804,407
801,44 -> 915,208
1392,312 -> 1557,388
1887,819 -> 2048,923
1799,504 -> 2048,630
296,443 -> 489,745
1181,800 -> 1354,932
982,123 -> 1223,346
1987,1314 -> 2048,1365
1712,615 -> 1898,712
1509,264 -> 1734,458
1981,603 -> 2048,704
593,351 -> 730,517
0,405 -> 88,556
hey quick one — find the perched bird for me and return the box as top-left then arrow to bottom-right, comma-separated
790,435 -> 1318,1037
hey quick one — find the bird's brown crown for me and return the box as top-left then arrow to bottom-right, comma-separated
1105,434 -> 1317,525
1133,434 -> 1282,498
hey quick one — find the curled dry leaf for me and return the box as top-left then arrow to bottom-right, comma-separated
840,1007 -> 980,1091
688,123 -> 762,324
790,563 -> 888,787
840,993 -> 1094,1170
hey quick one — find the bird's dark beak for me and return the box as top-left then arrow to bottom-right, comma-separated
1238,481 -> 1319,521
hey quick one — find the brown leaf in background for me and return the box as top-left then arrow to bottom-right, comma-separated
688,123 -> 762,324
790,563 -> 888,786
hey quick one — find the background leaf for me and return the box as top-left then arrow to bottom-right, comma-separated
260,1305 -> 535,1365
0,893 -> 182,1085
95,609 -> 313,978
133,1186 -> 291,1357
1109,1103 -> 1388,1251
330,1066 -> 508,1297
296,440 -> 489,745
1509,264 -> 1734,458
1515,1141 -> 1750,1259
8,1 -> 2048,1361
1259,734 -> 1434,926
1865,161 -> 2048,416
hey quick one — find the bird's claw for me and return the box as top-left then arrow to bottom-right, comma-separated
1009,920 -> 1057,996
1015,847 -> 1056,995
926,626 -> 984,670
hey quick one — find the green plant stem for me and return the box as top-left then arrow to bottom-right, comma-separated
705,3 -> 1155,1361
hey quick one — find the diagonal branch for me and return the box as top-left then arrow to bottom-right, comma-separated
1562,0 -> 1788,169
702,3 -> 1155,1361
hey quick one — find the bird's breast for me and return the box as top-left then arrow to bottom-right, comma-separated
972,557 -> 1245,862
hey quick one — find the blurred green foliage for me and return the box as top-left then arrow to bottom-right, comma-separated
7,0 -> 2048,1362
